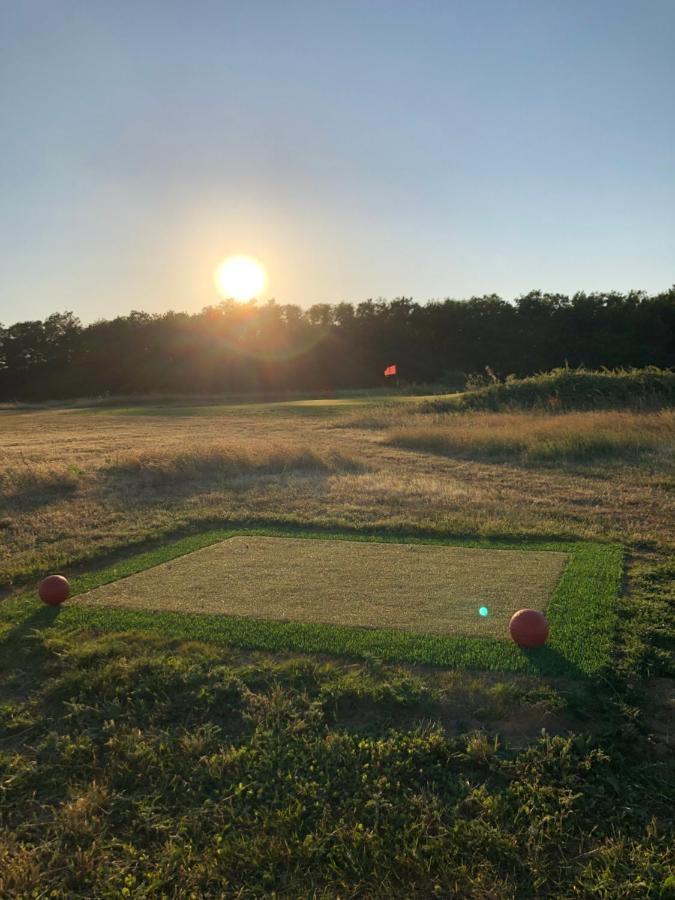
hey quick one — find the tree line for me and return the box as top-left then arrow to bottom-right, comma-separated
1,288 -> 673,400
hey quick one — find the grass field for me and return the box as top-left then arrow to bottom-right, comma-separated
0,392 -> 673,896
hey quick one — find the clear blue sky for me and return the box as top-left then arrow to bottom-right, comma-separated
1,0 -> 673,325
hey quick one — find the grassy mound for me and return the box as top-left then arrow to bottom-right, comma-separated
430,368 -> 675,412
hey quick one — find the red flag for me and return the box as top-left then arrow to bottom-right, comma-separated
384,364 -> 397,377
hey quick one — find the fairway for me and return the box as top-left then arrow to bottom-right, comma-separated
76,536 -> 568,638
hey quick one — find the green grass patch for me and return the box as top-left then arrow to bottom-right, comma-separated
0,528 -> 622,679
82,392 -> 453,418
1,628 -> 670,898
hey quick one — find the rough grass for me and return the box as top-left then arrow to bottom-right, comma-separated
439,367 -> 675,412
385,410 -> 675,464
0,629 -> 672,898
103,442 -> 363,483
0,461 -> 80,503
0,439 -> 362,515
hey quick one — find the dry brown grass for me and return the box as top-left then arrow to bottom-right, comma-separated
1,402 -> 673,587
103,442 -> 362,485
385,410 -> 675,464
0,458 -> 80,500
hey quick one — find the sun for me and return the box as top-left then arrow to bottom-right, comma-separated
214,255 -> 267,301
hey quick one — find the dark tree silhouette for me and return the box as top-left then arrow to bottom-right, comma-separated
1,288 -> 673,400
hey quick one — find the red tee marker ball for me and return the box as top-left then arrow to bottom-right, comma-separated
38,575 -> 70,606
509,608 -> 549,648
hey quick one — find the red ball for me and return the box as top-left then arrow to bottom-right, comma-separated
38,574 -> 70,606
509,608 -> 549,647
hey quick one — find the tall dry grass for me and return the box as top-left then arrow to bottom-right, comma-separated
0,459 -> 81,502
385,410 -> 675,464
0,442 -> 362,506
1,443 -> 361,495
103,442 -> 363,485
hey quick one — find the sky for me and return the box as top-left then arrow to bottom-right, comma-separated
1,0 -> 674,325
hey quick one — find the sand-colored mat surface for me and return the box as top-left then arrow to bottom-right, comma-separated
75,537 -> 569,638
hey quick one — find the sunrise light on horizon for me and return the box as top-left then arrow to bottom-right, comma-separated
1,2 -> 673,325
214,255 -> 268,302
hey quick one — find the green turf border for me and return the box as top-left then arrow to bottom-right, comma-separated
0,527 -> 623,678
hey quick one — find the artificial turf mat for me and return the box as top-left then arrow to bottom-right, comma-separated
74,536 -> 569,638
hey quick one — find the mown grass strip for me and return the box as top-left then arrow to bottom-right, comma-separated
0,527 -> 622,678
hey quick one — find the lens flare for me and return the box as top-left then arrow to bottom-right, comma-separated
479,606 -> 489,618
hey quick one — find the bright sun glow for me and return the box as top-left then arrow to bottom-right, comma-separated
214,255 -> 267,301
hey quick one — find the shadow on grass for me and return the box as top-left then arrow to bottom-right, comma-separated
94,466 -> 343,511
1,482 -> 78,514
523,644 -> 588,681
1,603 -> 63,646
